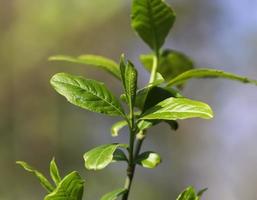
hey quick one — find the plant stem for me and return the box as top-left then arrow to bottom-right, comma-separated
122,49 -> 159,200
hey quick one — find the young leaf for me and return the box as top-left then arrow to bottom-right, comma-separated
111,120 -> 128,137
136,151 -> 161,168
44,171 -> 84,200
140,49 -> 194,82
120,55 -> 138,110
197,188 -> 208,198
49,55 -> 121,80
83,144 -> 128,170
141,97 -> 213,120
50,158 -> 61,186
167,68 -> 257,87
131,0 -> 176,51
100,188 -> 127,200
16,161 -> 54,192
176,186 -> 197,200
50,73 -> 125,117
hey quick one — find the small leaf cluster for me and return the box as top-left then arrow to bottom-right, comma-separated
17,0 -> 257,199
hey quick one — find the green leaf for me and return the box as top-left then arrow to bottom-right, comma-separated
100,188 -> 127,200
16,161 -> 54,192
140,49 -> 194,82
83,144 -> 128,170
50,158 -> 61,186
44,171 -> 84,200
113,149 -> 128,162
111,120 -> 128,137
120,55 -> 138,109
136,151 -> 161,168
49,55 -> 121,79
141,97 -> 213,120
50,73 -> 125,117
167,68 -> 257,87
176,186 -> 197,200
131,0 -> 176,51
197,188 -> 208,198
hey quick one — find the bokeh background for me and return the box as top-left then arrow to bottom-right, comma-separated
1,0 -> 257,199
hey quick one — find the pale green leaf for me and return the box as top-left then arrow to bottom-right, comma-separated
16,161 -> 54,192
136,151 -> 161,168
120,55 -> 138,109
50,73 -> 125,117
141,97 -> 213,120
44,171 -> 84,200
50,158 -> 61,186
111,120 -> 128,137
100,188 -> 127,200
131,0 -> 176,50
49,55 -> 121,79
83,144 -> 128,170
167,68 -> 257,87
176,186 -> 197,200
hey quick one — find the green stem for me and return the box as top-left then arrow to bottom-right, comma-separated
122,49 -> 159,200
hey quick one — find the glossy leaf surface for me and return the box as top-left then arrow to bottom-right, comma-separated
111,120 -> 128,137
120,55 -> 138,109
167,68 -> 257,87
51,73 -> 124,116
131,0 -> 176,50
176,186 -> 197,200
50,158 -> 61,186
44,171 -> 84,200
136,151 -> 161,168
49,55 -> 121,79
100,188 -> 127,200
141,97 -> 213,120
84,144 -> 127,170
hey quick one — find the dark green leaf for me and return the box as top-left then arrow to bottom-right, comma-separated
167,68 -> 257,87
111,120 -> 128,137
136,151 -> 161,168
50,73 -> 125,117
113,149 -> 128,162
84,144 -> 128,170
44,171 -> 84,200
141,97 -> 213,120
140,49 -> 194,83
50,158 -> 61,186
16,161 -> 54,192
120,55 -> 138,109
131,0 -> 176,50
100,188 -> 127,200
176,186 -> 197,200
197,188 -> 208,198
49,55 -> 121,79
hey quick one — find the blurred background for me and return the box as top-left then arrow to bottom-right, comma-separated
1,0 -> 257,199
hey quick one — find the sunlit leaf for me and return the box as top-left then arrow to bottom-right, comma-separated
131,0 -> 176,50
49,55 -> 121,79
44,171 -> 84,200
176,186 -> 197,200
111,120 -> 128,137
120,55 -> 138,109
16,161 -> 54,192
100,188 -> 127,200
136,151 -> 161,168
167,68 -> 257,87
141,97 -> 213,120
50,73 -> 125,117
84,144 -> 128,170
50,158 -> 61,186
